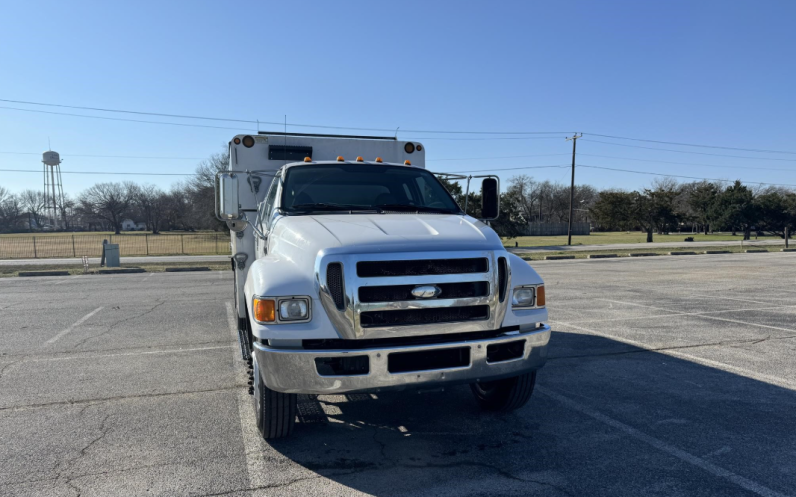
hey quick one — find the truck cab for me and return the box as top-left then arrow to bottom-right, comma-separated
217,132 -> 550,438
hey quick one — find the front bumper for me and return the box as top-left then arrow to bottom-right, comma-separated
253,324 -> 551,394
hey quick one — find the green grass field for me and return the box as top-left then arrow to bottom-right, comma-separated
502,231 -> 781,247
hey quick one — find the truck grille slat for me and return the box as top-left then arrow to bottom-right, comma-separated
326,263 -> 345,310
360,305 -> 489,328
358,281 -> 489,303
357,258 -> 488,277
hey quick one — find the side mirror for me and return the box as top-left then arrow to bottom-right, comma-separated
216,172 -> 241,220
481,177 -> 499,220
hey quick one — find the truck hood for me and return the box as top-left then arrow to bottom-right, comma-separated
271,213 -> 504,256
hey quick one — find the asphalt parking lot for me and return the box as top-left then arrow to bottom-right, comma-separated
1,253 -> 795,496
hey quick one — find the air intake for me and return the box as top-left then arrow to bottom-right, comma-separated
498,257 -> 508,303
326,263 -> 345,310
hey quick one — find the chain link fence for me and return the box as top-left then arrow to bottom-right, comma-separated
0,234 -> 231,259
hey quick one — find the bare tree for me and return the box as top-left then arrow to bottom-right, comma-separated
77,182 -> 136,234
0,187 -> 23,232
19,190 -> 46,230
185,148 -> 229,231
507,175 -> 539,222
132,184 -> 169,233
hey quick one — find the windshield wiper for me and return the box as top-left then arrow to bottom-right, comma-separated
286,202 -> 376,214
376,204 -> 458,214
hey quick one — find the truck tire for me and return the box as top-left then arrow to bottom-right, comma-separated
470,371 -> 537,412
253,358 -> 297,439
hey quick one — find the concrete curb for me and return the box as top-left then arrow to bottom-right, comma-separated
628,253 -> 658,257
18,271 -> 70,277
669,251 -> 698,256
164,267 -> 211,272
545,255 -> 576,260
745,249 -> 769,253
98,268 -> 146,274
704,250 -> 731,254
782,248 -> 796,252
588,254 -> 618,259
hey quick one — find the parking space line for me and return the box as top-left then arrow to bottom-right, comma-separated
596,298 -> 796,334
30,345 -> 232,362
45,307 -> 103,345
538,386 -> 791,497
687,294 -> 787,306
554,320 -> 796,390
226,302 -> 270,493
565,303 -> 796,325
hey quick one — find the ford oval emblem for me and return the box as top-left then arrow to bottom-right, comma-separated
411,285 -> 441,299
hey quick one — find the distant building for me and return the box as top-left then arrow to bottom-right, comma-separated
121,219 -> 147,231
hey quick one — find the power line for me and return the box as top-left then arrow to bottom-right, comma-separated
456,165 -> 569,173
0,151 -> 204,160
578,153 -> 795,172
428,153 -> 570,162
580,138 -> 796,162
0,98 -> 573,135
0,168 -> 195,176
584,133 -> 796,156
577,163 -> 796,188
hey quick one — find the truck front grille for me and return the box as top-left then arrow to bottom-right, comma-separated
358,281 -> 489,303
356,258 -> 488,277
360,305 -> 489,328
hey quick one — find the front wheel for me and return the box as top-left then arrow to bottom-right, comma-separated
253,358 -> 297,439
470,371 -> 537,412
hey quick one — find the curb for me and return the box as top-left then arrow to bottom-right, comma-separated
164,267 -> 211,272
628,253 -> 658,257
588,254 -> 618,259
783,248 -> 796,252
545,255 -> 576,260
704,250 -> 731,254
669,251 -> 698,256
19,271 -> 70,277
745,249 -> 768,253
98,268 -> 146,274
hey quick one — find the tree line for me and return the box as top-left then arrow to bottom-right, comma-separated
0,151 -> 228,234
589,178 -> 796,242
2,149 -> 795,241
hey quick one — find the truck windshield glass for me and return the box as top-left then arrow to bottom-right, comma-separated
280,164 -> 461,214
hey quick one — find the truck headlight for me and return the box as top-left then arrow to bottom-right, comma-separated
278,298 -> 310,321
512,285 -> 544,309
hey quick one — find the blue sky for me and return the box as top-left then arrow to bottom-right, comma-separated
1,0 -> 795,195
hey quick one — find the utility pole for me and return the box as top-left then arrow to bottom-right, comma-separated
566,133 -> 582,246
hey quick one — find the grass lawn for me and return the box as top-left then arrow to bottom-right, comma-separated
502,231 -> 782,247
518,245 -> 790,261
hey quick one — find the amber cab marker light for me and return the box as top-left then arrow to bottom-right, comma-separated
536,286 -> 546,307
404,142 -> 415,154
404,160 -> 411,165
253,298 -> 276,323
242,135 -> 255,148
337,156 -> 344,162
416,144 -> 422,151
375,157 -> 383,163
303,157 -> 312,162
356,156 -> 364,162
233,137 -> 241,145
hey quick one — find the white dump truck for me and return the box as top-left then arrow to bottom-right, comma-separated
216,132 -> 550,438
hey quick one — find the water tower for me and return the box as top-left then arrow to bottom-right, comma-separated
42,150 -> 65,230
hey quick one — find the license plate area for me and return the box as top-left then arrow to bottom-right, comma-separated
387,347 -> 470,374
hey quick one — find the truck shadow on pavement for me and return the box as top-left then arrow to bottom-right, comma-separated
266,330 -> 796,497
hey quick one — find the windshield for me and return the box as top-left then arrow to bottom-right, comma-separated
280,164 -> 461,214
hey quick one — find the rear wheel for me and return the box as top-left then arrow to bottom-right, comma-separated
253,357 -> 297,439
470,371 -> 537,412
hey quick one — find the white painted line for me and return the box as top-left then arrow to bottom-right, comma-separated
554,320 -> 796,390
538,386 -> 791,497
31,345 -> 232,362
45,307 -> 103,345
567,303 -> 796,325
53,279 -> 70,285
596,298 -> 796,334
226,301 -> 270,492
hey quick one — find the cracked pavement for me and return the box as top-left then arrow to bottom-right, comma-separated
1,254 -> 796,496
